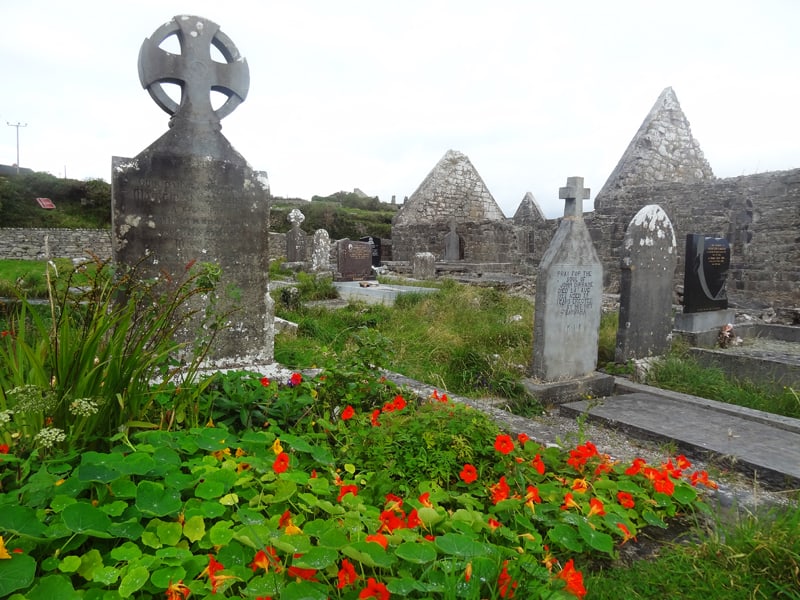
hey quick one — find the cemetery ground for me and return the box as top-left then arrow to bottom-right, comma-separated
0,263 -> 798,598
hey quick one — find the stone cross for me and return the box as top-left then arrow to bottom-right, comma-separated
287,208 -> 306,227
138,15 -> 250,128
558,176 -> 590,217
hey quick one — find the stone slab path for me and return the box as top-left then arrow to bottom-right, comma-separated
561,385 -> 800,489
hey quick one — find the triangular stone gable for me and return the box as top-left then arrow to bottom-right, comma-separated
393,149 -> 505,226
512,192 -> 547,226
596,87 -> 715,199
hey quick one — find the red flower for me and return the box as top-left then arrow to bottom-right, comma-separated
0,444 -> 9,455
498,560 -> 518,598
371,409 -> 381,427
199,555 -> 227,593
490,476 -> 510,505
517,432 -> 530,446
625,457 -> 647,476
364,533 -> 388,549
556,559 -> 586,599
289,372 -> 303,386
341,405 -> 355,420
383,395 -> 407,412
337,558 -> 358,589
406,508 -> 421,529
260,376 -> 270,387
617,491 -> 635,509
525,485 -> 541,505
460,463 -> 478,484
166,580 -> 191,600
418,492 -> 433,508
359,577 -> 390,600
488,517 -> 502,530
337,484 -> 358,502
287,565 -> 318,582
587,497 -> 606,518
494,434 -> 515,455
617,522 -> 636,545
532,454 -> 546,476
566,441 -> 599,472
272,452 -> 290,474
379,509 -> 405,533
690,470 -> 718,489
561,492 -> 580,511
0,331 -> 10,338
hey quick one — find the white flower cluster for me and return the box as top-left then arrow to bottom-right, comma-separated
7,385 -> 55,413
0,410 -> 13,424
34,427 -> 67,449
69,398 -> 101,418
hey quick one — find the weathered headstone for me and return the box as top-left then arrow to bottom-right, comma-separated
443,219 -> 462,261
112,15 -> 272,365
310,229 -> 332,272
336,239 -> 373,281
615,205 -> 677,362
531,177 -> 602,381
412,252 -> 436,280
286,209 -> 308,263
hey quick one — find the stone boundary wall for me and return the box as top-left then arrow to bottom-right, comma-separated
589,168 -> 800,308
0,228 -> 112,261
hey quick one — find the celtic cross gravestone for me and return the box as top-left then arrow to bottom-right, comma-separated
112,15 -> 273,366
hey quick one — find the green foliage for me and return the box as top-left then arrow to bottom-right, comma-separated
0,172 -> 110,228
270,197 -> 395,239
0,257 -> 224,458
597,311 -> 618,365
0,258 -> 96,298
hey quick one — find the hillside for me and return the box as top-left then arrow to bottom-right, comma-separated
0,172 -> 397,240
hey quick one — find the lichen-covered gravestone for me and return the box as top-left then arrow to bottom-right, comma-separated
112,15 -> 273,366
285,209 -> 308,263
531,177 -> 602,381
310,229 -> 332,272
615,205 -> 677,362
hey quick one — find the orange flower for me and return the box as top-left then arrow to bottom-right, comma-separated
371,409 -> 381,427
272,452 -> 290,474
556,559 -> 586,599
289,372 -> 303,386
198,555 -> 234,593
365,533 -> 388,549
625,457 -> 647,476
617,522 -> 636,545
250,547 -> 282,573
532,454 -> 546,476
337,484 -> 358,502
494,434 -> 515,455
418,492 -> 433,508
542,546 -> 557,572
690,470 -> 718,489
488,517 -> 502,530
566,441 -> 599,472
517,432 -> 530,446
464,561 -> 473,582
617,491 -> 635,509
587,497 -> 606,518
288,565 -> 318,582
166,579 -> 191,600
525,485 -> 542,508
497,560 -> 518,598
490,476 -> 510,504
337,558 -> 358,589
341,405 -> 355,420
460,463 -> 478,484
406,508 -> 421,529
676,454 -> 692,470
359,577 -> 390,600
560,492 -> 580,511
571,478 -> 589,493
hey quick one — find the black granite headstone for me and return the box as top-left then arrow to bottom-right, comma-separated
337,239 -> 374,281
682,234 -> 730,313
359,236 -> 382,267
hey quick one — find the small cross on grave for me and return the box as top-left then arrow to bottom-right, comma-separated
558,176 -> 590,218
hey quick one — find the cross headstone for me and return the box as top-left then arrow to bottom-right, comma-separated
286,209 -> 308,263
559,176 -> 590,218
531,177 -> 602,381
112,15 -> 272,366
615,205 -> 677,362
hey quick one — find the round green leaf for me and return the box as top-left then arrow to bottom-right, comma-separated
673,484 -> 698,505
0,506 -> 48,537
183,515 -> 206,543
0,554 -> 36,596
58,555 -> 82,573
135,481 -> 182,517
118,566 -> 149,598
548,524 -> 584,553
156,521 -> 182,546
194,479 -> 225,499
395,541 -> 437,564
150,566 -> 186,588
291,547 -> 338,569
434,533 -> 490,558
91,565 -> 120,586
110,541 -> 142,562
578,521 -> 614,554
22,573 -> 80,600
61,503 -> 112,537
281,580 -> 328,600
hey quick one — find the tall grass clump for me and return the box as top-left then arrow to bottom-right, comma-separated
0,256 -> 224,456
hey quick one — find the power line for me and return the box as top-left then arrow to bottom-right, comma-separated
6,121 -> 27,174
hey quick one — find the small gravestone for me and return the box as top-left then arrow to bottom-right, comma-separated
310,229 -> 332,272
336,239 -> 373,281
112,15 -> 272,365
412,252 -> 436,280
615,205 -> 677,362
286,209 -> 308,263
674,234 -> 735,333
359,236 -> 382,267
531,177 -> 603,382
443,219 -> 462,261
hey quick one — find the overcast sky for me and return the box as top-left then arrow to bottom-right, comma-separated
1,1 -> 798,218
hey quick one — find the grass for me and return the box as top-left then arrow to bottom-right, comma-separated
586,507 -> 800,599
0,258 -> 100,298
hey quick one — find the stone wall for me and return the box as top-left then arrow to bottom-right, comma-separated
589,168 -> 800,308
0,228 -> 112,261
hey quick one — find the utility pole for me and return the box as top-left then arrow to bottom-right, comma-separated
6,121 -> 27,174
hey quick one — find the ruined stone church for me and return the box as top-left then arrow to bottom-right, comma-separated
391,87 -> 799,312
